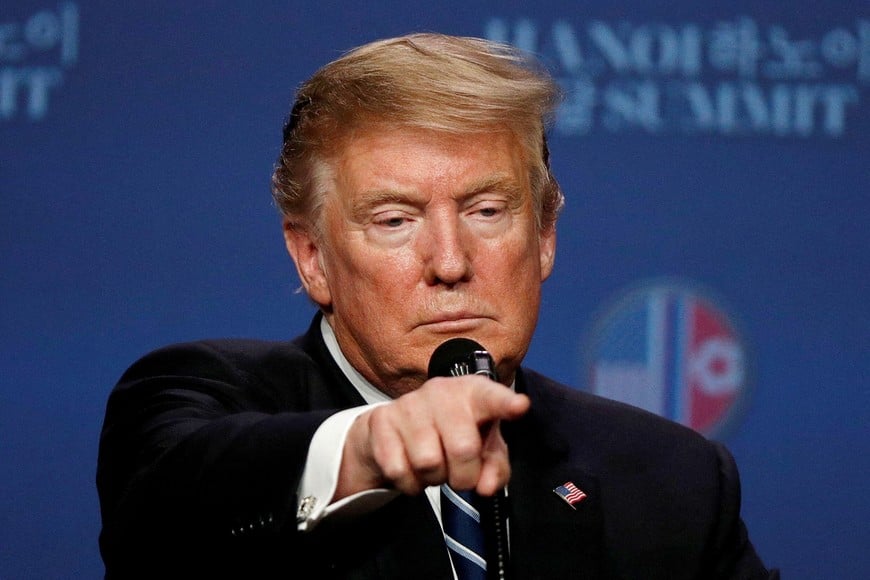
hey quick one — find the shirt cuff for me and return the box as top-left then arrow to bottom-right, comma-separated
296,403 -> 397,531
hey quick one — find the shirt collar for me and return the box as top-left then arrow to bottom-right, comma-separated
320,316 -> 392,405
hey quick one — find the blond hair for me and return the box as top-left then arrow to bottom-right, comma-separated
272,33 -> 563,232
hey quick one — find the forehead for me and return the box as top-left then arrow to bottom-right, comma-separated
328,126 -> 530,199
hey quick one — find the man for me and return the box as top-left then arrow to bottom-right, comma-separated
97,33 -> 776,578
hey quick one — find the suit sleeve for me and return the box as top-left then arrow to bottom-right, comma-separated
96,341 -> 337,576
704,442 -> 779,580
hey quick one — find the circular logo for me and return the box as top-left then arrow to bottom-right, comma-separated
583,279 -> 752,438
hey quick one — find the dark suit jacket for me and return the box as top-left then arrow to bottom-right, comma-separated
97,315 -> 776,579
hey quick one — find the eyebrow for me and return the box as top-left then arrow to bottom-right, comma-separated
349,190 -> 419,222
461,175 -> 525,208
349,174 -> 527,222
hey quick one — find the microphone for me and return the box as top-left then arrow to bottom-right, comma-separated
428,338 -> 511,580
427,337 -> 498,381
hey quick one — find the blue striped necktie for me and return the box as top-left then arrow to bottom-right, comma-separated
440,485 -> 487,580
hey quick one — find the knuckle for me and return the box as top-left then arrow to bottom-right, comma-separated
411,449 -> 444,474
448,438 -> 482,463
367,405 -> 391,431
379,458 -> 406,483
369,435 -> 402,481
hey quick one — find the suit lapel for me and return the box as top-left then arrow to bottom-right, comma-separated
506,375 -> 610,579
294,313 -> 368,409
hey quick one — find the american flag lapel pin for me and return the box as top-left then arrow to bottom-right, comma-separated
553,481 -> 587,509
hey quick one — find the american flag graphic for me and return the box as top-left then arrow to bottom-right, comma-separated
553,482 -> 587,508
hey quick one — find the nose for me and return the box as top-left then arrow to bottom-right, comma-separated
422,211 -> 473,286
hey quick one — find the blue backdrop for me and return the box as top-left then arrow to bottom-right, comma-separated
2,2 -> 867,578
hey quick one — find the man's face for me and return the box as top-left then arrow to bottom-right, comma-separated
286,126 -> 556,397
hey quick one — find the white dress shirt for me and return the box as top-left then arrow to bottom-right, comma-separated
294,317 -> 446,532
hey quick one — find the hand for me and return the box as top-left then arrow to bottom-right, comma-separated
336,375 -> 530,499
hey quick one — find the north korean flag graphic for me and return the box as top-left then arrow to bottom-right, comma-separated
586,281 -> 749,436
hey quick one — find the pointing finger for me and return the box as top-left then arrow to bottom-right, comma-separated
468,378 -> 530,424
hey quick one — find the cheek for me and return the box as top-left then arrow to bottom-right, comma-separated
325,245 -> 419,314
482,233 -> 541,278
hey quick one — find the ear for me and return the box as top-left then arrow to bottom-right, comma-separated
539,225 -> 556,282
282,218 -> 332,308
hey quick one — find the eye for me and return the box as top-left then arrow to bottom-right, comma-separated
470,201 -> 506,220
379,216 -> 406,228
372,210 -> 414,229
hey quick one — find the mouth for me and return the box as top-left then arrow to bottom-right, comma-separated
417,312 -> 490,333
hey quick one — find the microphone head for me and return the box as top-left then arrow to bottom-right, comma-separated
427,337 -> 497,380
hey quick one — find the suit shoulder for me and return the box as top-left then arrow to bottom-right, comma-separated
517,370 -> 771,578
107,336 -> 331,416
119,337 -> 313,384
520,368 -> 718,468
